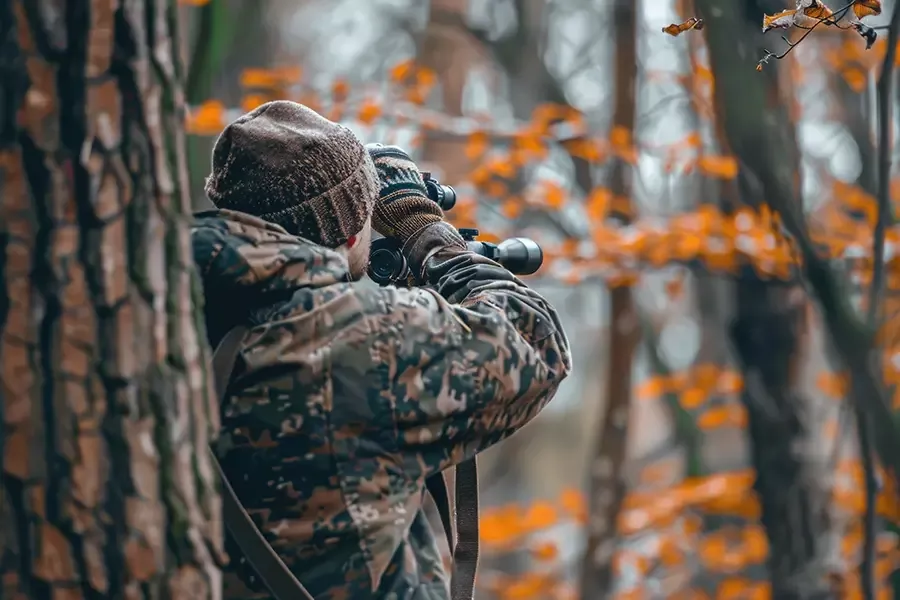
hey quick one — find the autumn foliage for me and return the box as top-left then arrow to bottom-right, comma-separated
177,0 -> 900,597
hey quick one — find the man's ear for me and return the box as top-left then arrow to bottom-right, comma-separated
346,234 -> 357,248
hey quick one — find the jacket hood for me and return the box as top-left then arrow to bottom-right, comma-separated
191,209 -> 350,342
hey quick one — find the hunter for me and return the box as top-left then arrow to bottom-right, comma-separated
191,100 -> 571,599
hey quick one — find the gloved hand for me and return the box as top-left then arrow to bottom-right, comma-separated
365,143 -> 446,242
366,143 -> 467,282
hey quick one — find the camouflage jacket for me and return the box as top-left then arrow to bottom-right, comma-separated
191,210 -> 571,600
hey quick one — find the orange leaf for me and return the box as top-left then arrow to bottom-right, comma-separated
586,187 -> 611,221
530,541 -> 559,562
500,200 -> 522,219
531,103 -> 570,127
607,272 -> 639,287
487,181 -> 509,199
610,126 -> 631,150
697,405 -> 746,429
610,195 -> 634,219
405,87 -> 428,105
683,131 -> 703,147
743,526 -> 768,562
465,131 -> 490,160
512,130 -> 547,158
698,155 -> 739,179
240,68 -> 279,88
186,100 -> 226,134
666,277 -> 684,300
716,370 -> 744,394
357,98 -> 381,125
331,79 -> 350,101
659,537 -> 684,566
662,16 -> 704,36
680,387 -> 707,409
486,157 -> 516,178
389,60 -> 414,82
562,137 -> 605,162
762,9 -> 797,32
543,182 -> 566,208
854,0 -> 881,19
479,508 -> 522,547
502,573 -> 554,600
842,67 -> 867,93
639,461 -> 676,486
273,66 -> 302,84
521,502 -> 559,531
802,0 -> 833,21
559,488 -> 586,523
635,376 -> 666,400
816,371 -> 849,398
416,66 -> 437,88
561,271 -> 583,285
241,94 -> 269,113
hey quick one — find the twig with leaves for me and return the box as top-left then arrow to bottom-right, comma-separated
758,0 -> 881,69
662,1 -> 883,71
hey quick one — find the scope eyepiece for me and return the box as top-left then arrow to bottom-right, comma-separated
422,172 -> 457,211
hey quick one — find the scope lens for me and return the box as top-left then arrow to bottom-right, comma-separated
496,237 -> 543,275
439,184 -> 457,211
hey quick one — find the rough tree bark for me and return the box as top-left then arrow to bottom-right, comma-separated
0,1 -> 222,598
578,0 -> 639,597
695,0 -> 837,597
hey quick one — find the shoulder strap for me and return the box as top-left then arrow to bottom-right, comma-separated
210,326 -> 316,600
426,459 -> 480,600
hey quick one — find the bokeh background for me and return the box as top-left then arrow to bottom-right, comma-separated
177,0 -> 900,597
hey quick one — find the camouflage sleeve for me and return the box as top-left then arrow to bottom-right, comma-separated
370,240 -> 572,478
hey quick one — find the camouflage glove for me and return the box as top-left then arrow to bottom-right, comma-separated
366,143 -> 466,279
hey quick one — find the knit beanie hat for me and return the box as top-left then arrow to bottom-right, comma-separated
204,100 -> 378,247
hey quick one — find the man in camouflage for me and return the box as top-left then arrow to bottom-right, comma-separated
191,100 -> 571,599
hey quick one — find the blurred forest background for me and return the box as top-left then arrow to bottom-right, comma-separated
126,0 -> 900,597
175,0 -> 900,597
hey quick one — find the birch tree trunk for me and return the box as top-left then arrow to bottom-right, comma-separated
0,1 -> 223,598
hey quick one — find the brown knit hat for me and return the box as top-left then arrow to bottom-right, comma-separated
204,101 -> 378,247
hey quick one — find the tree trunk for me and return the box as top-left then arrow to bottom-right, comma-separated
0,1 -> 223,598
695,0 -> 836,597
578,1 -> 639,596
